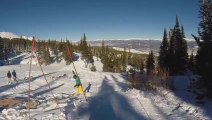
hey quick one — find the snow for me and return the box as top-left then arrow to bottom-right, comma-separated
112,47 -> 149,55
96,38 -> 162,41
0,52 -> 212,120
20,36 -> 33,40
0,32 -> 33,40
112,47 -> 159,56
0,32 -> 19,39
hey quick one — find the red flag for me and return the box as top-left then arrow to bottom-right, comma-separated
67,47 -> 73,62
32,37 -> 36,52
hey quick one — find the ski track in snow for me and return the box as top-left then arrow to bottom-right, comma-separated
0,53 -> 210,120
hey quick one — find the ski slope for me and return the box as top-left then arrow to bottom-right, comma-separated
0,53 -> 211,120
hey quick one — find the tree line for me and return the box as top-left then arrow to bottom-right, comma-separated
0,0 -> 211,97
128,0 -> 212,98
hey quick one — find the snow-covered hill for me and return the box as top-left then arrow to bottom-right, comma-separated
112,47 -> 159,56
0,32 -> 33,40
0,52 -> 211,120
21,36 -> 33,40
0,32 -> 19,39
88,39 -> 198,55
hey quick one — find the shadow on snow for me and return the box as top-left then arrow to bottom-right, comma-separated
32,83 -> 64,97
65,76 -> 146,120
111,75 -> 129,92
170,76 -> 212,119
0,72 -> 56,99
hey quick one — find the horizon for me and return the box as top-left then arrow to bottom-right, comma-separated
0,0 -> 199,41
0,32 -> 197,41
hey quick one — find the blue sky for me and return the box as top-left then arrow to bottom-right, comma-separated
0,0 -> 199,41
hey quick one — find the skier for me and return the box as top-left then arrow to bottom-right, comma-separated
73,74 -> 85,95
85,82 -> 91,92
12,70 -> 17,82
7,71 -> 12,84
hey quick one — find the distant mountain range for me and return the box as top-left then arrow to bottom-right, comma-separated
0,32 -> 33,40
0,32 -> 19,39
1,32 -> 197,55
87,39 -> 198,55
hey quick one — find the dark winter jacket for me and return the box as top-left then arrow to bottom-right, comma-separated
7,72 -> 11,78
12,71 -> 16,77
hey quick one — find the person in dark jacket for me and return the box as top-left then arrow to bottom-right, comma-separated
12,70 -> 17,82
7,71 -> 12,84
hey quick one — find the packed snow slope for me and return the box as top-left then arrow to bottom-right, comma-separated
0,53 -> 211,120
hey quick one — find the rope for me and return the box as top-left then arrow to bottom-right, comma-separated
27,38 -> 63,119
136,97 -> 151,120
66,46 -> 87,101
67,47 -> 78,76
27,52 -> 33,119
34,53 -> 63,112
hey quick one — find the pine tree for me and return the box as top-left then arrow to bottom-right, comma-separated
100,41 -> 105,61
158,29 -> 169,69
44,45 -> 51,65
121,47 -> 127,72
167,17 -> 188,75
103,55 -> 109,72
101,40 -> 105,59
130,55 -> 135,67
23,39 -> 27,51
50,40 -> 58,55
131,54 -> 141,69
175,25 -> 188,74
81,34 -> 87,59
128,49 -> 132,65
79,37 -> 83,52
80,34 -> 93,62
146,50 -> 155,75
106,45 -> 109,54
39,41 -> 46,64
140,59 -> 145,74
58,40 -> 64,53
188,51 -> 195,73
110,52 -> 121,72
63,40 -> 71,65
102,45 -> 110,72
100,41 -> 109,72
167,30 -> 175,74
0,37 -> 4,60
192,0 -> 212,97
4,48 -> 9,60
55,45 -> 60,63
36,40 -> 42,56
87,45 -> 94,63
